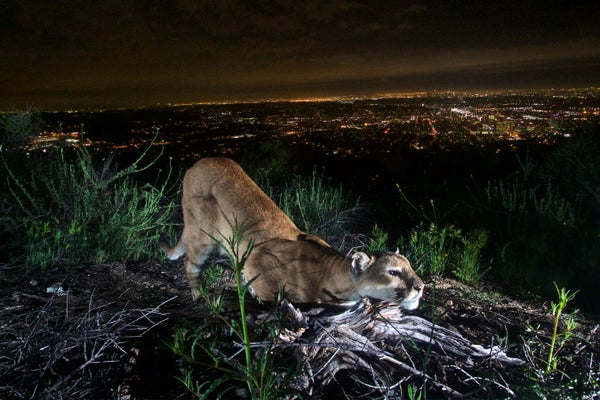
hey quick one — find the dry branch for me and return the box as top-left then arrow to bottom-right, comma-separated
0,291 -> 174,400
271,298 -> 525,398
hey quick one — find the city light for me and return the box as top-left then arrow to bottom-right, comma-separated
20,88 -> 600,158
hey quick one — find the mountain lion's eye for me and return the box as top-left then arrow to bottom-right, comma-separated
388,270 -> 400,277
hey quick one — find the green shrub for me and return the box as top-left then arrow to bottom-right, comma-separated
1,145 -> 177,268
401,222 -> 488,283
483,154 -> 583,288
541,125 -> 600,204
452,228 -> 489,284
403,222 -> 461,278
396,187 -> 489,283
369,224 -> 389,252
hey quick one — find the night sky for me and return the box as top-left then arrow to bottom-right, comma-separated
1,0 -> 599,110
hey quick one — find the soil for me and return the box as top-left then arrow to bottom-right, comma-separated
1,260 -> 598,399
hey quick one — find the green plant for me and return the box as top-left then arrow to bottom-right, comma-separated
545,282 -> 579,376
169,218 -> 298,399
516,282 -> 593,399
401,221 -> 490,284
216,217 -> 257,396
1,138 -> 177,268
369,224 -> 389,252
403,222 -> 462,278
0,108 -> 42,149
480,151 -> 588,292
452,228 -> 489,284
396,187 -> 490,283
268,168 -> 361,244
406,383 -> 423,400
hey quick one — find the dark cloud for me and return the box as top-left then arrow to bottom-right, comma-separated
1,0 -> 599,109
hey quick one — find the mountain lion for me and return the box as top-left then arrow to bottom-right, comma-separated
161,157 -> 423,309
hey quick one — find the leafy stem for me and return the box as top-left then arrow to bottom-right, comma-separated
545,281 -> 579,376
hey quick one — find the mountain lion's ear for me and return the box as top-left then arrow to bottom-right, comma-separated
351,252 -> 371,278
395,248 -> 400,255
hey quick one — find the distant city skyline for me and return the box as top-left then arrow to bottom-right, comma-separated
1,1 -> 599,111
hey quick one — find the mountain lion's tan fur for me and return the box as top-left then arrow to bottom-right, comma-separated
161,157 -> 423,309
247,238 -> 424,309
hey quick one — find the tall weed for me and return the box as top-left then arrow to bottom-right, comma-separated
169,218 -> 299,399
518,283 -> 591,399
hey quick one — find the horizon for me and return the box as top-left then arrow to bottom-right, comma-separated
5,86 -> 600,114
1,2 -> 598,112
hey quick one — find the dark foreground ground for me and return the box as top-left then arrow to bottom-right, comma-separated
1,260 -> 599,399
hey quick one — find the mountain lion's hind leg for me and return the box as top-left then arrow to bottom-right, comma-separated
183,230 -> 219,299
184,255 -> 206,300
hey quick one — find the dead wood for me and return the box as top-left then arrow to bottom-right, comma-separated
0,289 -> 173,400
271,298 -> 525,398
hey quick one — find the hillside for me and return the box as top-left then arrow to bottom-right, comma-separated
1,260 -> 598,399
